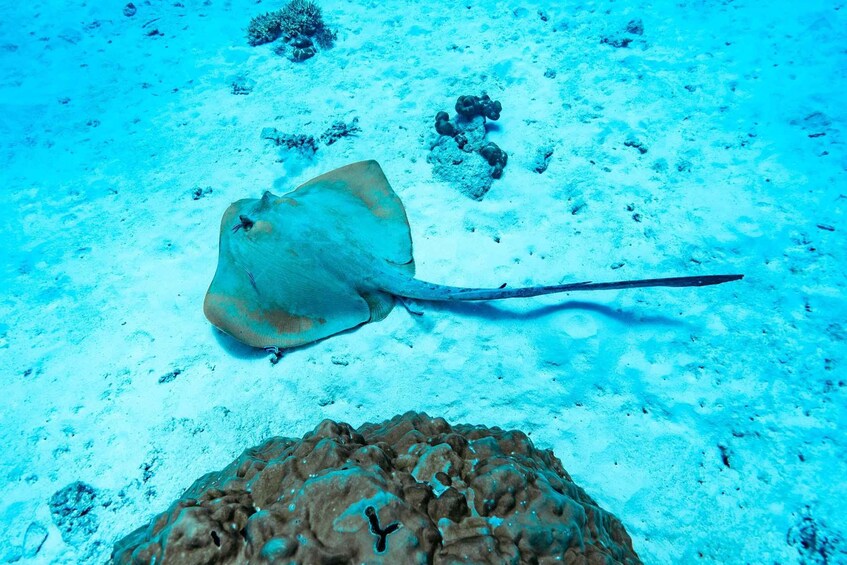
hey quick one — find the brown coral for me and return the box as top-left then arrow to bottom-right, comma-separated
113,412 -> 640,564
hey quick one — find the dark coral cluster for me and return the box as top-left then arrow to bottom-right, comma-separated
428,94 -> 509,199
479,141 -> 508,179
112,412 -> 640,564
247,0 -> 335,62
455,94 -> 502,121
434,111 -> 456,137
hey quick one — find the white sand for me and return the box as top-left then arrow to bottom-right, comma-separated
1,0 -> 845,562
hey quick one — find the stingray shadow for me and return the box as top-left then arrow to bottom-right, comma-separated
484,122 -> 503,135
210,327 -> 272,359
209,297 -> 688,360
409,298 -> 688,328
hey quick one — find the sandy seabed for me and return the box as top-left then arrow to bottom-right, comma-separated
0,0 -> 845,562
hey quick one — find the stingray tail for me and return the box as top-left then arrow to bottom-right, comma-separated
386,274 -> 744,302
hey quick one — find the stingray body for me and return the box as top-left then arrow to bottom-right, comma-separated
204,160 -> 742,349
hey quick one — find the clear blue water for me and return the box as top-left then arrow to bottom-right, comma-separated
0,1 -> 845,562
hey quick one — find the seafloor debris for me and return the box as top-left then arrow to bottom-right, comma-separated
190,186 -> 213,200
320,117 -> 361,145
428,94 -> 508,199
601,18 -> 645,49
786,507 -> 847,565
259,118 -> 359,158
112,412 -> 640,564
533,145 -> 554,173
260,128 -> 318,155
230,76 -> 255,95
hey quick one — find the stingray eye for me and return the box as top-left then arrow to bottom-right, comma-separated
232,215 -> 255,233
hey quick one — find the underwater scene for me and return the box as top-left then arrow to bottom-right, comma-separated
1,0 -> 845,563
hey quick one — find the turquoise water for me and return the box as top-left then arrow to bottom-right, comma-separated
0,0 -> 845,562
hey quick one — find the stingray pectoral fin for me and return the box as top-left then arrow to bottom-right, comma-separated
204,276 -> 372,349
293,160 -> 406,223
289,160 -> 416,277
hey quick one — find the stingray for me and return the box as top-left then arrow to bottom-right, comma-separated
204,160 -> 743,349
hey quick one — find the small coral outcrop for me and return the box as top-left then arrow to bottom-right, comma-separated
247,0 -> 336,62
260,128 -> 318,154
428,94 -> 508,200
49,481 -> 100,546
259,116 -> 360,161
320,117 -> 361,145
112,412 -> 640,564
246,11 -> 285,47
